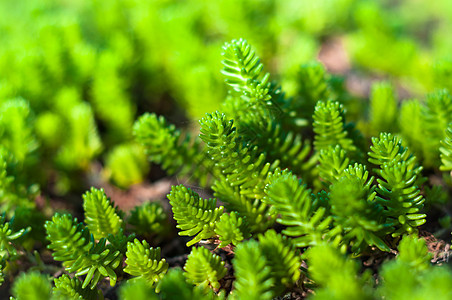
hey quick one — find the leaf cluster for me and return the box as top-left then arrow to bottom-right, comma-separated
3,31 -> 452,299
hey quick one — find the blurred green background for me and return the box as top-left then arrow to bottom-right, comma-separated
1,0 -> 452,193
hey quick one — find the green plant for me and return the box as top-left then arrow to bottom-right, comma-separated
45,213 -> 123,289
55,102 -> 103,172
167,185 -> 224,246
128,202 -> 169,236
123,239 -> 168,290
317,145 -> 350,185
305,242 -> 373,299
257,230 -> 301,293
133,113 -> 211,185
2,11 -> 452,297
156,268 -> 208,300
214,211 -> 250,248
119,278 -> 156,300
369,82 -> 398,135
313,100 -> 356,153
221,38 -> 271,105
329,170 -> 391,252
292,62 -> 332,122
53,274 -> 101,300
0,147 -> 38,215
440,123 -> 452,172
199,111 -> 276,232
0,98 -> 38,164
377,235 -> 452,299
11,271 -> 52,300
83,187 -> 123,240
422,90 -> 452,166
369,133 -> 426,236
183,246 -> 227,291
396,235 -> 431,270
0,214 -> 30,259
264,170 -> 337,248
398,100 -> 425,160
231,239 -> 274,300
105,143 -> 149,188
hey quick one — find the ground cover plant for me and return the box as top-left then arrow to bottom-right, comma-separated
1,0 -> 452,299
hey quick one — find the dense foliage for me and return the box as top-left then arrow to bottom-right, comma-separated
1,0 -> 452,299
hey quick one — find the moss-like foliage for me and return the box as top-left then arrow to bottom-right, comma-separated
330,169 -> 391,252
0,260 -> 4,287
2,20 -> 452,298
128,202 -> 169,236
83,187 -> 123,240
377,235 -> 451,299
167,185 -> 224,246
304,243 -> 373,299
369,82 -> 398,135
119,278 -> 157,300
0,99 -> 38,164
399,100 -> 425,160
183,247 -> 227,291
369,133 -> 426,236
45,213 -> 123,289
440,123 -> 452,172
293,62 -> 332,121
157,268 -> 208,300
133,113 -> 210,185
221,38 -> 271,104
313,100 -> 356,153
0,147 -> 37,214
231,239 -> 274,300
396,235 -> 431,270
199,111 -> 276,232
105,143 -> 149,188
257,230 -> 301,294
317,145 -> 350,185
214,212 -> 250,248
264,171 -> 337,248
53,274 -> 101,300
55,102 -> 103,172
251,121 -> 315,179
422,89 -> 452,166
123,239 -> 168,290
0,214 -> 30,259
11,271 -> 52,300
